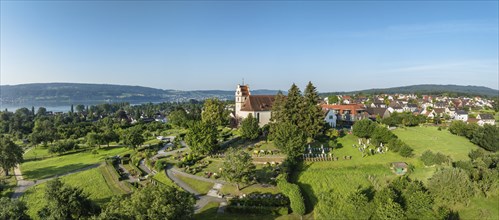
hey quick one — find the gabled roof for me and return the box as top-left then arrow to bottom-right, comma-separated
365,107 -> 389,116
455,110 -> 468,115
240,95 -> 275,112
434,108 -> 446,114
478,114 -> 494,120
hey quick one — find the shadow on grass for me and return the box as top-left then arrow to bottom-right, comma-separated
23,163 -> 95,180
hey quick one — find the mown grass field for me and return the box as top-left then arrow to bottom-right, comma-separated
392,126 -> 479,161
459,195 -> 499,220
174,174 -> 214,194
152,171 -> 178,188
297,126 -> 483,214
21,167 -> 124,219
21,146 -> 133,180
194,201 -> 281,220
0,170 -> 17,197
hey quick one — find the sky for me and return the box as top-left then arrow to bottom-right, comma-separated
1,1 -> 498,92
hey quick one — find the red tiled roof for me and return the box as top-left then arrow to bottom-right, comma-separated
239,85 -> 250,96
321,104 -> 365,115
240,95 -> 275,112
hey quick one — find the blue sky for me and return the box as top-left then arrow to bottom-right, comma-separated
1,1 -> 498,92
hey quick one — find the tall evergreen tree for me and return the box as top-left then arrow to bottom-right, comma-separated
284,83 -> 303,126
201,98 -> 228,126
240,113 -> 260,140
302,81 -> 324,139
270,91 -> 286,123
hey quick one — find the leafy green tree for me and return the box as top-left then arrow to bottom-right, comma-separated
371,126 -> 396,146
102,129 -> 119,147
75,104 -> 85,113
201,98 -> 228,126
122,127 -> 145,149
0,197 -> 30,220
0,137 -> 23,176
428,168 -> 473,205
36,107 -> 47,117
99,185 -> 195,220
399,144 -> 414,157
168,109 -> 189,128
222,148 -> 255,191
372,188 -> 405,220
448,120 -> 468,136
352,119 -> 376,138
327,95 -> 339,104
185,121 -> 218,155
272,122 -> 306,160
315,189 -> 371,220
30,117 -> 57,145
302,81 -> 324,139
240,113 -> 259,140
38,178 -> 100,219
471,124 -> 499,152
86,132 -> 105,148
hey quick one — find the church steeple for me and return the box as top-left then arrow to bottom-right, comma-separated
235,83 -> 250,119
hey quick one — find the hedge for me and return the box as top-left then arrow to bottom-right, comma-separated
225,206 -> 288,215
277,176 -> 306,215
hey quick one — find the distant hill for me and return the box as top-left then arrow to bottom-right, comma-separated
0,83 -> 281,106
321,84 -> 498,97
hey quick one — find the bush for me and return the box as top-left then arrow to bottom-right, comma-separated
277,176 -> 306,215
421,150 -> 450,166
399,144 -> 413,157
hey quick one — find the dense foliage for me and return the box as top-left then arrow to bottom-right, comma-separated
185,121 -> 218,155
449,121 -> 499,152
222,148 -> 256,190
38,178 -> 100,219
240,113 -> 260,140
276,175 -> 306,216
0,197 -> 30,220
0,137 -> 23,176
420,150 -> 450,166
99,185 -> 195,220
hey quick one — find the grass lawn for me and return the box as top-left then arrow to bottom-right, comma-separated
152,171 -> 178,188
0,170 -> 17,197
458,195 -> 499,220
392,126 -> 480,161
21,146 -> 133,180
21,167 -> 121,219
221,183 -> 280,196
174,174 -> 214,194
194,201 -> 279,220
296,127 -> 486,216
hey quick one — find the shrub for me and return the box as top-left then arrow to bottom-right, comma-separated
277,176 -> 306,215
421,151 -> 450,166
399,144 -> 413,157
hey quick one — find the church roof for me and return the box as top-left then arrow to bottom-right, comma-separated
241,95 -> 275,112
239,85 -> 250,96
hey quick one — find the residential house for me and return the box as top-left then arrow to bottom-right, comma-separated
476,114 -> 496,126
454,110 -> 468,122
321,104 -> 366,124
365,107 -> 391,120
324,110 -> 337,128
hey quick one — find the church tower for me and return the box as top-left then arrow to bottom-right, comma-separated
235,84 -> 250,119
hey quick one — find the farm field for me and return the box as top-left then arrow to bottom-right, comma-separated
20,167 -> 122,219
21,146 -> 133,180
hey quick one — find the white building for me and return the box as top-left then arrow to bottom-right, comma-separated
324,110 -> 337,128
235,84 -> 275,127
454,110 -> 468,122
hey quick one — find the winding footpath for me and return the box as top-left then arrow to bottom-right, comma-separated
12,136 -> 228,213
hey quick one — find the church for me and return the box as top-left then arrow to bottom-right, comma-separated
234,84 -> 276,127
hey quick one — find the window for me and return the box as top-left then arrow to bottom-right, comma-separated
329,115 -> 333,119
257,113 -> 260,122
